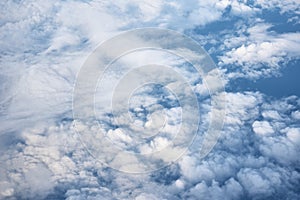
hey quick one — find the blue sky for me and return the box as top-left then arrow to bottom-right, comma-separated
230,60 -> 300,97
0,0 -> 300,199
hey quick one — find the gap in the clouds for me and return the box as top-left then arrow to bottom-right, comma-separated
260,9 -> 300,34
45,190 -> 66,200
229,60 -> 300,98
0,131 -> 25,151
191,9 -> 236,36
188,14 -> 241,64
150,164 -> 180,185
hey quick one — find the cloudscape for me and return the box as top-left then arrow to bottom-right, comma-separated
0,1 -> 300,199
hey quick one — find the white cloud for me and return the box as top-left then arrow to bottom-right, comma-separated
255,0 -> 300,14
291,110 -> 300,120
252,121 -> 275,135
135,193 -> 160,200
259,136 -> 299,164
174,179 -> 185,190
262,110 -> 281,120
179,156 -> 215,183
188,178 -> 244,200
1,0 -> 300,199
219,22 -> 300,78
1,89 -> 300,199
237,168 -> 274,197
179,93 -> 300,199
0,181 -> 14,198
283,127 -> 300,144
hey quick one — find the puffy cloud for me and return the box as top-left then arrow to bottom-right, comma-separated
252,121 -> 275,135
1,0 -> 300,199
176,92 -> 300,199
255,0 -> 300,14
135,193 -> 160,200
292,110 -> 300,120
283,127 -> 300,144
187,178 -> 243,200
262,110 -> 282,120
1,85 -> 300,199
237,168 -> 275,198
0,181 -> 14,198
220,23 -> 300,79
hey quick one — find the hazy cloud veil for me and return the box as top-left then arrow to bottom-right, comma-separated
0,0 -> 300,199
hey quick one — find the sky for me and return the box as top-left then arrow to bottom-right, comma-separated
0,0 -> 300,199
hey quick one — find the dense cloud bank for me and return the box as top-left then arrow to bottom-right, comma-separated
0,93 -> 299,199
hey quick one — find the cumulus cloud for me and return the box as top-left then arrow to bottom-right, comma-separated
178,92 -> 300,199
1,0 -> 300,199
252,121 -> 275,135
220,23 -> 300,79
255,0 -> 300,14
1,91 -> 299,199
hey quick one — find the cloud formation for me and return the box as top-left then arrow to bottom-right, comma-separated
1,91 -> 300,199
0,0 -> 300,199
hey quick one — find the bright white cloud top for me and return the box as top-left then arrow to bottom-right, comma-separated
0,0 -> 300,199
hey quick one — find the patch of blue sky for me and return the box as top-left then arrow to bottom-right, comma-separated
260,8 -> 300,34
229,59 -> 300,98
